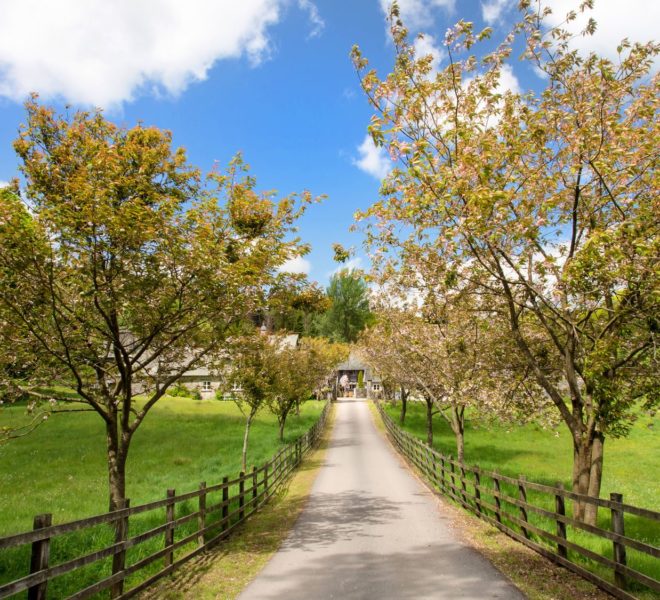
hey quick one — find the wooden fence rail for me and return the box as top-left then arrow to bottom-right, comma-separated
375,401 -> 659,600
0,402 -> 330,600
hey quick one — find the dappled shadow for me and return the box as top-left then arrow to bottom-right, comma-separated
240,540 -> 525,599
282,491 -> 402,550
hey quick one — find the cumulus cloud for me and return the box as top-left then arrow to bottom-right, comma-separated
0,181 -> 9,188
0,0 -> 323,108
481,0 -> 513,24
279,255 -> 311,275
353,135 -> 391,180
330,257 -> 363,277
543,0 -> 659,65
413,34 -> 446,73
379,0 -> 454,31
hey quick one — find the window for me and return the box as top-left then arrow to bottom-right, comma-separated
201,381 -> 212,392
372,383 -> 381,392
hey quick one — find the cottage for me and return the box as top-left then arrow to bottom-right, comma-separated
335,352 -> 382,399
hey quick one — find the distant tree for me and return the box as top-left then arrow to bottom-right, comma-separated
222,333 -> 278,471
266,275 -> 330,335
268,337 -> 347,440
319,269 -> 373,342
0,99 -> 312,509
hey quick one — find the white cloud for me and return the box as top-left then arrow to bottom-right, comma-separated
279,255 -> 311,275
0,0 -> 323,108
0,181 -> 9,188
353,135 -> 392,180
543,0 -> 659,65
330,257 -> 363,277
379,0 -> 454,31
481,0 -> 512,24
298,0 -> 325,38
498,64 -> 521,94
413,34 -> 446,73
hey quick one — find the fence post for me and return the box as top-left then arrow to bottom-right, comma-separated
518,476 -> 530,539
28,513 -> 52,600
239,472 -> 245,521
198,482 -> 206,548
440,457 -> 446,492
110,500 -> 129,599
165,489 -> 176,567
610,492 -> 627,590
222,476 -> 229,531
474,468 -> 482,517
493,473 -> 502,524
554,483 -> 568,558
264,464 -> 269,498
450,459 -> 456,494
252,466 -> 258,509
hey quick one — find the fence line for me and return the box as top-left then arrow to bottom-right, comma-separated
0,402 -> 331,599
375,401 -> 659,600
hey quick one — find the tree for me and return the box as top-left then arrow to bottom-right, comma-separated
0,99 -> 312,510
319,268 -> 373,342
268,337 -> 347,440
222,333 -> 278,471
353,2 -> 659,523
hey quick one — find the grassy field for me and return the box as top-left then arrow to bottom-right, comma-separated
0,397 -> 325,597
0,397 -> 325,535
381,401 -> 660,597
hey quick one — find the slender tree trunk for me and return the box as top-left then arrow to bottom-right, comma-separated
450,406 -> 465,463
425,396 -> 433,447
278,408 -> 290,442
400,386 -> 408,425
242,410 -> 255,473
106,421 -> 128,512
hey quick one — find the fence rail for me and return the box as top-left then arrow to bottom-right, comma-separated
0,402 -> 330,599
375,401 -> 659,600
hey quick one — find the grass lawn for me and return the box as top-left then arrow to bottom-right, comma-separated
381,401 -> 659,598
0,396 -> 325,535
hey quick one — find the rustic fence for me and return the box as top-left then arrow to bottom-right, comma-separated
0,401 -> 330,599
375,401 -> 659,600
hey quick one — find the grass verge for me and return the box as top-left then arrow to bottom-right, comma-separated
142,404 -> 335,599
367,401 -> 615,600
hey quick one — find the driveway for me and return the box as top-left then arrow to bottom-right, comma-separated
239,398 -> 525,599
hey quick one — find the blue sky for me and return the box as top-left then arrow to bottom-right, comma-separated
0,0 -> 656,284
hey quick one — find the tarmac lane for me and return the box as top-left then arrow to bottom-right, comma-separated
238,398 -> 526,600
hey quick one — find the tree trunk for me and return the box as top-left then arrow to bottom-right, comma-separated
278,410 -> 289,442
242,410 -> 255,473
572,431 -> 605,525
425,396 -> 433,447
106,422 -> 128,512
400,386 -> 408,425
450,407 -> 465,464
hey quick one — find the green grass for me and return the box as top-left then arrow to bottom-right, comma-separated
381,401 -> 660,598
0,397 -> 325,597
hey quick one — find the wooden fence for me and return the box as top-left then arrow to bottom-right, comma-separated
375,401 -> 659,600
0,402 -> 330,600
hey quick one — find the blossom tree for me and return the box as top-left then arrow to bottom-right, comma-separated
0,99 -> 314,509
353,1 -> 659,522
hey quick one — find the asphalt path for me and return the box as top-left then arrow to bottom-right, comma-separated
239,398 -> 526,600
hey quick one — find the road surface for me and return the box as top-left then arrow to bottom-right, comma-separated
239,398 -> 525,600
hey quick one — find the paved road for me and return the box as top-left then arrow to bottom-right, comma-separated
239,399 -> 525,600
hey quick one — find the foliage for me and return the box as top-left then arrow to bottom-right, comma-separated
267,337 -> 347,440
352,1 -> 659,523
318,268 -> 373,343
0,99 -> 313,508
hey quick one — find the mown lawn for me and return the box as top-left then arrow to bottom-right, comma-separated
0,397 -> 325,535
381,401 -> 660,598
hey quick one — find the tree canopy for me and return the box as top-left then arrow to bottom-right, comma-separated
352,1 -> 659,523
